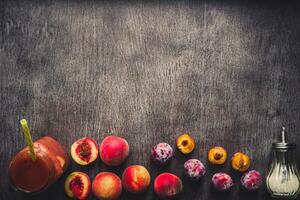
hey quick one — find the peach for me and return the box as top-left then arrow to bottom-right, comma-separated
65,172 -> 91,200
122,165 -> 151,194
71,137 -> 98,165
176,133 -> 195,154
92,172 -> 122,200
208,146 -> 227,165
154,173 -> 183,199
231,152 -> 251,172
99,136 -> 129,166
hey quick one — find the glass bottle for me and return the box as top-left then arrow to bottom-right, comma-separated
266,127 -> 300,199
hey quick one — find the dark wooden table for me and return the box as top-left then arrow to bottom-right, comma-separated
1,0 -> 300,199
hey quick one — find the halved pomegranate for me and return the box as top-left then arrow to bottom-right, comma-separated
71,137 -> 98,165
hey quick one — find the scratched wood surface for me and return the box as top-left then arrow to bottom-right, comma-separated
1,0 -> 300,200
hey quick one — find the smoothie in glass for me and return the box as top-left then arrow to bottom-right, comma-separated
9,136 -> 69,193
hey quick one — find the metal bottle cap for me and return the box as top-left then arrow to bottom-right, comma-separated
272,126 -> 296,149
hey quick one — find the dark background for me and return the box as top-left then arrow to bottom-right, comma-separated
1,0 -> 300,199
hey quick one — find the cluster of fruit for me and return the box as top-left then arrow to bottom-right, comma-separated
208,147 -> 260,191
64,134 -> 262,200
65,136 -> 131,200
155,134 -> 262,192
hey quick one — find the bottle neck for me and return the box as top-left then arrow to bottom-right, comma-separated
272,148 -> 295,165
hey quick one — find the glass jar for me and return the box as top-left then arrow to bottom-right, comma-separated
266,127 -> 300,199
9,136 -> 69,193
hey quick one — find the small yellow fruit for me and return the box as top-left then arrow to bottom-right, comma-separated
176,134 -> 195,154
231,152 -> 251,172
208,147 -> 227,165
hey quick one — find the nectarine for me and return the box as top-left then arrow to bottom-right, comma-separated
92,172 -> 122,200
122,165 -> 151,193
65,172 -> 91,200
154,173 -> 183,199
71,137 -> 98,165
99,136 -> 129,166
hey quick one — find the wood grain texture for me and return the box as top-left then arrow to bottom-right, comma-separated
1,0 -> 300,199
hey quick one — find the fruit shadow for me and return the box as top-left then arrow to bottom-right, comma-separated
182,175 -> 205,192
209,184 -> 231,200
151,190 -> 183,200
227,166 -> 243,187
15,179 -> 62,200
149,156 -> 172,173
238,187 -> 259,200
122,191 -> 148,200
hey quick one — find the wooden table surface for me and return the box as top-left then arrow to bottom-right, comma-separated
1,1 -> 300,200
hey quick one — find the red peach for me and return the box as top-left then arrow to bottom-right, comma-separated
154,173 -> 183,199
99,136 -> 129,166
92,172 -> 122,200
122,165 -> 151,194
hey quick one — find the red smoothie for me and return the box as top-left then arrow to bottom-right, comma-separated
9,136 -> 69,193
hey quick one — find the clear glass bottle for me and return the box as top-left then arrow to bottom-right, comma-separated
266,127 -> 300,199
